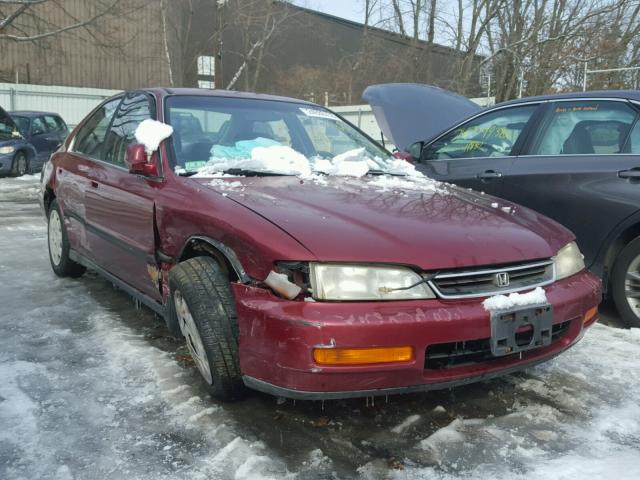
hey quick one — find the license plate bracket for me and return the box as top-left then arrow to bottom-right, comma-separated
490,304 -> 553,357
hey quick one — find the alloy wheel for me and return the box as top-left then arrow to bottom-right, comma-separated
48,209 -> 63,266
625,254 -> 640,319
16,154 -> 27,176
173,290 -> 213,384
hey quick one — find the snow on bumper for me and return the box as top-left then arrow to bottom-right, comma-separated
233,270 -> 602,399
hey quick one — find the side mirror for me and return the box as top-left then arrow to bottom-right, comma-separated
126,143 -> 158,177
407,141 -> 424,162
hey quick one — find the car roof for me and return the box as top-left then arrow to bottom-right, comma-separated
142,87 -> 318,106
9,111 -> 62,117
497,90 -> 640,108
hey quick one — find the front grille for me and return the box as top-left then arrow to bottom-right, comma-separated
424,320 -> 572,370
429,260 -> 554,299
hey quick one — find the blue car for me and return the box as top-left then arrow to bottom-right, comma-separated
0,107 -> 68,176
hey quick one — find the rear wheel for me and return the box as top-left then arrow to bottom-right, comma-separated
611,237 -> 640,328
169,256 -> 246,401
11,152 -> 28,177
47,199 -> 86,278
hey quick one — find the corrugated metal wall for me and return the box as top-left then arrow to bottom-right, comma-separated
0,0 -> 169,90
0,83 -> 121,127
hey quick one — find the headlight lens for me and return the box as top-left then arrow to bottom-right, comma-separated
0,145 -> 15,154
553,241 -> 585,280
310,263 -> 435,300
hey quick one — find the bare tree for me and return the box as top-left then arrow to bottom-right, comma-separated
0,0 -> 122,42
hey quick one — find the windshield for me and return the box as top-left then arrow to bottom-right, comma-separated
10,115 -> 29,135
165,95 -> 400,177
0,111 -> 19,141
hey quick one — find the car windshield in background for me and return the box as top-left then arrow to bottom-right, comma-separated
0,112 -> 19,141
165,96 -> 399,177
10,115 -> 30,134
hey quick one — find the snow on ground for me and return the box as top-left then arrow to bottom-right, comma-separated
1,175 -> 639,480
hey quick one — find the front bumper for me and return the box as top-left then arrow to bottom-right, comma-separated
233,270 -> 601,400
0,153 -> 13,174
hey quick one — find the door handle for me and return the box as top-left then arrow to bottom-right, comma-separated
618,168 -> 640,179
477,170 -> 503,180
90,180 -> 99,188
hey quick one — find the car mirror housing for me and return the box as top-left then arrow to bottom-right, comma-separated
126,143 -> 158,177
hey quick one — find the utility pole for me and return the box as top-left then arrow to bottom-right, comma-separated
583,62 -> 588,92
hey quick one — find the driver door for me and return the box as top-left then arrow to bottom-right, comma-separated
416,104 -> 541,196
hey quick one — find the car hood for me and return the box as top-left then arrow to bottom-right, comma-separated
197,176 -> 572,270
362,83 -> 480,151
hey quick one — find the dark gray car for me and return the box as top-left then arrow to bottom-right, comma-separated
9,111 -> 68,173
365,85 -> 640,327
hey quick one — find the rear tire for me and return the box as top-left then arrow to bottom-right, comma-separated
169,256 -> 246,401
611,237 -> 640,328
11,152 -> 28,177
47,199 -> 86,278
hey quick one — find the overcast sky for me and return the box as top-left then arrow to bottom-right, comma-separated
291,0 -> 364,23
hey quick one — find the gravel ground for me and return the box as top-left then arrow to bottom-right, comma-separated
1,174 -> 639,480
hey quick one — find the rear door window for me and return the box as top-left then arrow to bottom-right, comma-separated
73,98 -> 121,159
423,105 -> 538,160
531,101 -> 637,155
628,120 -> 640,153
43,115 -> 66,133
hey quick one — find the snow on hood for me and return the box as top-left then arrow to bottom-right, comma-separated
134,119 -> 174,155
362,83 -> 481,151
198,175 -> 573,270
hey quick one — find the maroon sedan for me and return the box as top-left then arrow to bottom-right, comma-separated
40,88 -> 601,400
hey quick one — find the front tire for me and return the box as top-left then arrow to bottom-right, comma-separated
169,256 -> 246,401
47,199 -> 86,278
611,237 -> 640,328
11,152 -> 28,177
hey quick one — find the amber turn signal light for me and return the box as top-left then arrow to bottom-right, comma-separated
583,306 -> 598,326
313,346 -> 413,365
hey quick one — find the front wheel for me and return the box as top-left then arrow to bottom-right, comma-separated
169,256 -> 246,401
611,237 -> 640,328
47,199 -> 86,278
11,152 -> 28,177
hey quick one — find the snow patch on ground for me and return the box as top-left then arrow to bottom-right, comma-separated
390,414 -> 421,434
483,287 -> 548,311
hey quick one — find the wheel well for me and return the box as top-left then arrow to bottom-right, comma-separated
15,148 -> 32,162
603,222 -> 640,292
177,239 -> 239,282
43,187 -> 55,216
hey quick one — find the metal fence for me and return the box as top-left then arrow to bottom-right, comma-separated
0,83 -> 121,128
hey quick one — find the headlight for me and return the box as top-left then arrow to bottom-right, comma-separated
310,263 -> 435,300
0,146 -> 15,154
553,241 -> 585,280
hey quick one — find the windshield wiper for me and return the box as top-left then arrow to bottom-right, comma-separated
222,168 -> 294,177
177,168 -> 293,177
366,169 -> 406,176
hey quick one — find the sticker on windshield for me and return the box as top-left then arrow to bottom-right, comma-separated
299,107 -> 338,121
185,160 -> 207,171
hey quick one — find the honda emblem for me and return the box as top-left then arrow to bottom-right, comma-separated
495,272 -> 510,287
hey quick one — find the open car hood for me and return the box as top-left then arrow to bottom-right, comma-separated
362,83 -> 480,151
